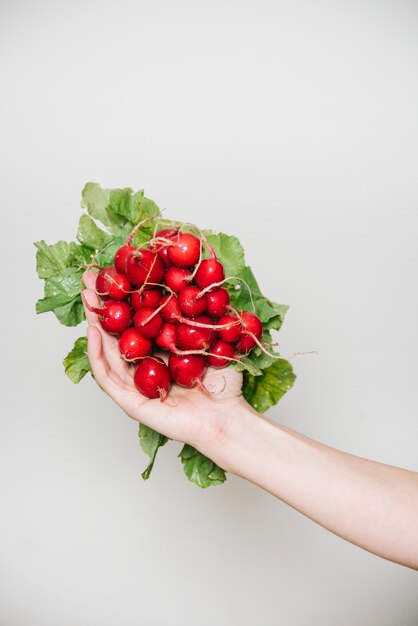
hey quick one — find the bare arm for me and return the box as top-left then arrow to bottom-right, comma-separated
82,270 -> 418,571
204,405 -> 418,571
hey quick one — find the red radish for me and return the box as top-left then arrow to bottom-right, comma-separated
235,311 -> 263,352
131,288 -> 162,311
95,269 -> 110,299
125,249 -> 165,287
155,323 -> 178,351
218,313 -> 242,343
206,288 -> 230,317
114,245 -> 135,274
194,258 -> 225,290
96,266 -> 131,300
114,211 -> 162,273
164,267 -> 192,293
134,357 -> 172,400
168,353 -> 207,388
118,328 -> 153,361
160,294 -> 182,323
107,275 -> 131,299
150,228 -> 179,267
208,340 -> 236,368
167,232 -> 201,268
178,285 -> 207,316
133,306 -> 163,338
93,300 -> 132,334
176,315 -> 217,351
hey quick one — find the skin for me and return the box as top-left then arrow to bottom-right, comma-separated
83,270 -> 418,571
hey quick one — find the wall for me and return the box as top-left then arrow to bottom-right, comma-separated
1,1 -> 417,624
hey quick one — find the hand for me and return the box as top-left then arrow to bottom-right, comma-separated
82,270 -> 245,455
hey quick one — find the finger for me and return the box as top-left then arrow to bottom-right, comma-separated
83,288 -> 133,384
82,287 -> 101,325
82,271 -> 111,326
83,269 -> 99,290
87,326 -> 128,402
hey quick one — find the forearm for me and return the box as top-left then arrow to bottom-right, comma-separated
207,404 -> 418,570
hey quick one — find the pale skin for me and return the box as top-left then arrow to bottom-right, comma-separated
83,270 -> 418,571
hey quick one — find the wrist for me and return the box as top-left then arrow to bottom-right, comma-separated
202,400 -> 272,475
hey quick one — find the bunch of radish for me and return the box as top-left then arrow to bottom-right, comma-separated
83,223 -> 264,401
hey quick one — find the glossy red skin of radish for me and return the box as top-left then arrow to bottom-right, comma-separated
235,311 -> 263,352
108,274 -> 131,300
131,288 -> 162,311
176,315 -> 218,351
167,233 -> 201,268
194,258 -> 225,290
155,323 -> 177,351
164,267 -> 192,293
207,340 -> 236,368
114,245 -> 135,274
96,300 -> 132,334
95,268 -> 110,297
96,267 -> 132,300
150,228 -> 179,267
125,249 -> 165,287
217,314 -> 242,343
168,353 -> 207,388
160,294 -> 182,323
118,328 -> 153,361
134,357 -> 171,399
178,285 -> 207,316
133,306 -> 163,338
206,288 -> 230,317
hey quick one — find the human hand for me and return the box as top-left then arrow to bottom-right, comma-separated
82,270 -> 245,457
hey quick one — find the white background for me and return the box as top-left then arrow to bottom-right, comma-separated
1,1 -> 418,624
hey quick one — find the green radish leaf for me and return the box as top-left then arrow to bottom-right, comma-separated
77,214 -> 113,250
81,183 -> 162,242
34,240 -> 73,279
129,194 -> 163,246
36,294 -> 85,326
264,309 -> 288,331
108,188 -> 161,225
108,187 -> 138,223
67,243 -> 95,268
243,330 -> 281,371
63,337 -> 91,383
208,463 -> 227,482
232,357 -> 263,377
178,444 -> 197,460
36,268 -> 85,326
242,359 -> 296,414
35,240 -> 95,280
81,182 -> 112,227
139,424 -> 169,480
85,186 -> 162,245
179,445 -> 226,488
96,236 -> 127,266
81,182 -> 129,237
228,265 -> 288,328
43,267 -> 82,299
139,194 -> 161,220
53,297 -> 85,327
203,232 -> 246,277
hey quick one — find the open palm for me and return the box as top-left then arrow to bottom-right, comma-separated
83,270 -> 244,451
